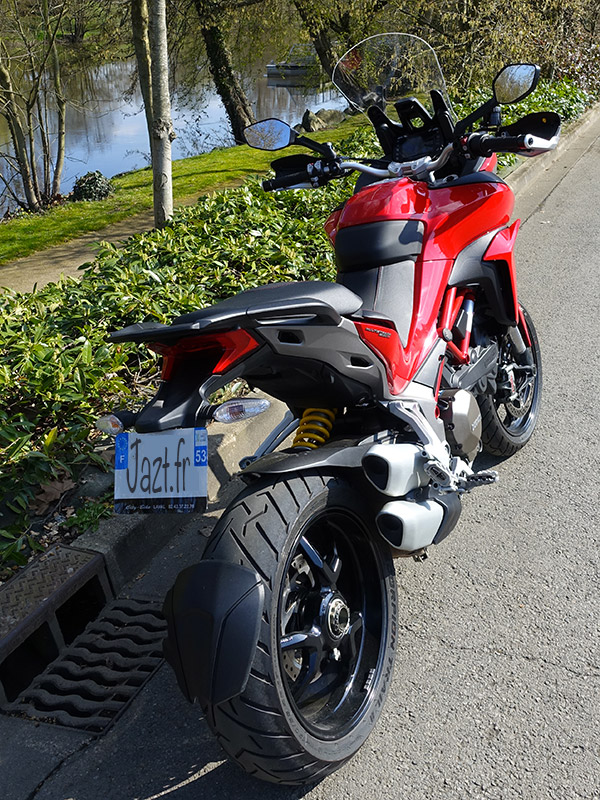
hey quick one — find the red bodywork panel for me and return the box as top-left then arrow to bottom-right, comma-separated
354,258 -> 455,395
481,154 -> 498,173
150,329 -> 260,380
326,172 -> 517,395
328,177 -> 514,260
483,219 -> 521,323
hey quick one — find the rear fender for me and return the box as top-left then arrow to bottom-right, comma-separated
133,349 -> 267,432
241,439 -> 372,477
134,368 -> 212,432
162,560 -> 265,706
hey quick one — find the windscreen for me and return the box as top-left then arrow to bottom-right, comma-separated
332,33 -> 453,119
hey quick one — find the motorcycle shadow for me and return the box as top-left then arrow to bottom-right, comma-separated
109,663 -> 320,799
206,432 -> 244,513
473,451 -> 510,472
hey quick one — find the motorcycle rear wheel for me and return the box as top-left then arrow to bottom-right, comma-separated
201,471 -> 397,785
479,304 -> 542,457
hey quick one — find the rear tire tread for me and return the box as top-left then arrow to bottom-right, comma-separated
201,471 -> 394,785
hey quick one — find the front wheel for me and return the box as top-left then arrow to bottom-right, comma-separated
201,472 -> 397,785
479,304 -> 542,457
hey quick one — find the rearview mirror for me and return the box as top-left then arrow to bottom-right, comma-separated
244,119 -> 296,150
493,64 -> 540,105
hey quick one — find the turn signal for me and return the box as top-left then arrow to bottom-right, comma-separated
213,398 -> 270,424
95,414 -> 125,436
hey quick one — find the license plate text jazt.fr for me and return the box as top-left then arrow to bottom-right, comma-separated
114,428 -> 208,513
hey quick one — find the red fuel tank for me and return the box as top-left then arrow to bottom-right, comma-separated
325,176 -> 514,261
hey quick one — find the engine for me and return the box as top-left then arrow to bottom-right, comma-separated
438,389 -> 482,462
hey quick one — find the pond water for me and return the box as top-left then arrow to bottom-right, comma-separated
0,58 -> 347,201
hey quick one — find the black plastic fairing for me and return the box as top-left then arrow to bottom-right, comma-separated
271,153 -> 317,175
448,231 -> 517,326
134,362 -> 212,432
242,439 -> 373,477
233,351 -> 381,408
335,220 -> 424,272
413,339 -> 447,389
133,315 -> 393,432
499,111 -> 560,141
432,171 -> 506,189
162,560 -> 264,706
110,321 -> 172,344
337,260 -> 415,347
367,105 -> 403,156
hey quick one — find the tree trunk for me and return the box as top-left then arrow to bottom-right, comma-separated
42,0 -> 66,197
0,59 -> 41,211
291,0 -> 391,103
37,93 -> 52,198
26,103 -> 42,202
148,0 -> 174,228
291,0 -> 344,78
290,0 -> 365,107
51,67 -> 67,197
192,1 -> 255,143
131,0 -> 154,153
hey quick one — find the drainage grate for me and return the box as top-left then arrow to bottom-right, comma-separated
1,597 -> 166,733
0,544 -> 113,705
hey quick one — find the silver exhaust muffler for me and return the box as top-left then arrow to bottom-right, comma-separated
362,443 -> 428,497
376,498 -> 444,552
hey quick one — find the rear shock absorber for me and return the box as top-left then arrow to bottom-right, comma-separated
292,408 -> 336,450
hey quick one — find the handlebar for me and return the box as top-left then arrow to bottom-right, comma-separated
466,132 -> 546,157
262,127 -> 556,193
262,171 -> 311,191
263,146 -> 454,193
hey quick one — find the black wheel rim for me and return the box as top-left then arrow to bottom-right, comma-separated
493,317 -> 541,439
278,509 -> 387,740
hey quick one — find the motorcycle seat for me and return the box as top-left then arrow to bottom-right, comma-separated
110,281 -> 363,344
173,280 -> 363,325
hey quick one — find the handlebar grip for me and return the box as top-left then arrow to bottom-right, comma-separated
262,170 -> 310,192
467,133 -> 528,157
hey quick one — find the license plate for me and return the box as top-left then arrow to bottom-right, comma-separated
114,428 -> 208,513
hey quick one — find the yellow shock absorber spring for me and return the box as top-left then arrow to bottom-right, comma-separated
292,408 -> 337,450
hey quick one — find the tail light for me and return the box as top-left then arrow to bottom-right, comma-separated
148,329 -> 260,380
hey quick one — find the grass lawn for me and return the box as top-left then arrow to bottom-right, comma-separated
0,115 -> 367,266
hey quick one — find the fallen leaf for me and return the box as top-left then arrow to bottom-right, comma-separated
31,478 -> 76,515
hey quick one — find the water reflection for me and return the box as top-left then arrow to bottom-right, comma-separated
0,58 -> 346,199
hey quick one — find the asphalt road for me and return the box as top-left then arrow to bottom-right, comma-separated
4,124 -> 600,800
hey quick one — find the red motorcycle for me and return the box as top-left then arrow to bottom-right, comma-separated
106,33 -> 559,784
